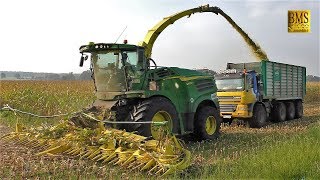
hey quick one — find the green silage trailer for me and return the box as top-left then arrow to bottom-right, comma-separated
229,61 -> 306,99
215,60 -> 306,127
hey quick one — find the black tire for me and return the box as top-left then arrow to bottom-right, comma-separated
249,103 -> 267,128
112,105 -> 132,130
223,118 -> 233,125
194,106 -> 221,140
285,102 -> 295,120
271,102 -> 286,122
129,97 -> 179,138
295,100 -> 303,118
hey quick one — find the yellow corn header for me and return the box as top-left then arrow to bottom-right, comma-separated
1,112 -> 191,176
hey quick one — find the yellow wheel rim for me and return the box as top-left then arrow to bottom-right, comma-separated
205,116 -> 217,135
151,111 -> 172,139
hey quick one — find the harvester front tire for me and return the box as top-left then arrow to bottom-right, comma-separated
249,103 -> 267,128
223,118 -> 233,125
271,102 -> 286,122
285,101 -> 295,120
130,97 -> 179,139
194,106 -> 221,140
295,100 -> 303,118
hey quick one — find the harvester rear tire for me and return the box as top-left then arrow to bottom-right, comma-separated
129,97 -> 179,139
194,106 -> 221,140
285,101 -> 295,120
249,103 -> 267,128
271,102 -> 286,122
295,100 -> 303,118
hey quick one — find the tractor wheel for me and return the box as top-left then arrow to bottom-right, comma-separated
112,105 -> 132,130
129,97 -> 178,139
285,101 -> 295,120
194,106 -> 221,140
271,102 -> 286,122
295,100 -> 303,118
248,103 -> 267,128
223,118 -> 233,125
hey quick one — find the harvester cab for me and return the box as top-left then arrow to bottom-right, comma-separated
80,43 -> 147,94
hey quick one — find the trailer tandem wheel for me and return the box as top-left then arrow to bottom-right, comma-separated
295,100 -> 303,118
285,102 -> 295,120
271,102 -> 286,122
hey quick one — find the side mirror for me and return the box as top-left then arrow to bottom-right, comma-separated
80,54 -> 88,67
148,58 -> 157,69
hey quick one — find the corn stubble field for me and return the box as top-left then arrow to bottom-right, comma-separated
0,80 -> 319,179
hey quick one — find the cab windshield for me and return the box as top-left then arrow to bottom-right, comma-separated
215,78 -> 244,91
92,50 -> 139,92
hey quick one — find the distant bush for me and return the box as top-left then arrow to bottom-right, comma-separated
307,75 -> 320,82
79,70 -> 92,80
305,82 -> 320,103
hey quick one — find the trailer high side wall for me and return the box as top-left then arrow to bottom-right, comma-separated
215,61 -> 306,128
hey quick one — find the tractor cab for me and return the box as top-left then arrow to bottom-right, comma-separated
79,42 -> 148,100
215,67 -> 259,119
215,69 -> 258,93
215,69 -> 245,92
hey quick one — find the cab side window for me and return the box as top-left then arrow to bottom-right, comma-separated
246,74 -> 253,89
138,49 -> 145,70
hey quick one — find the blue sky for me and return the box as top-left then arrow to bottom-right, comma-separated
0,0 -> 319,75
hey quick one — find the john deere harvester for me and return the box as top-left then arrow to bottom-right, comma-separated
77,42 -> 221,140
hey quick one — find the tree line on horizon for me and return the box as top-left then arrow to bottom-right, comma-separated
0,70 -> 319,82
0,70 -> 92,80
